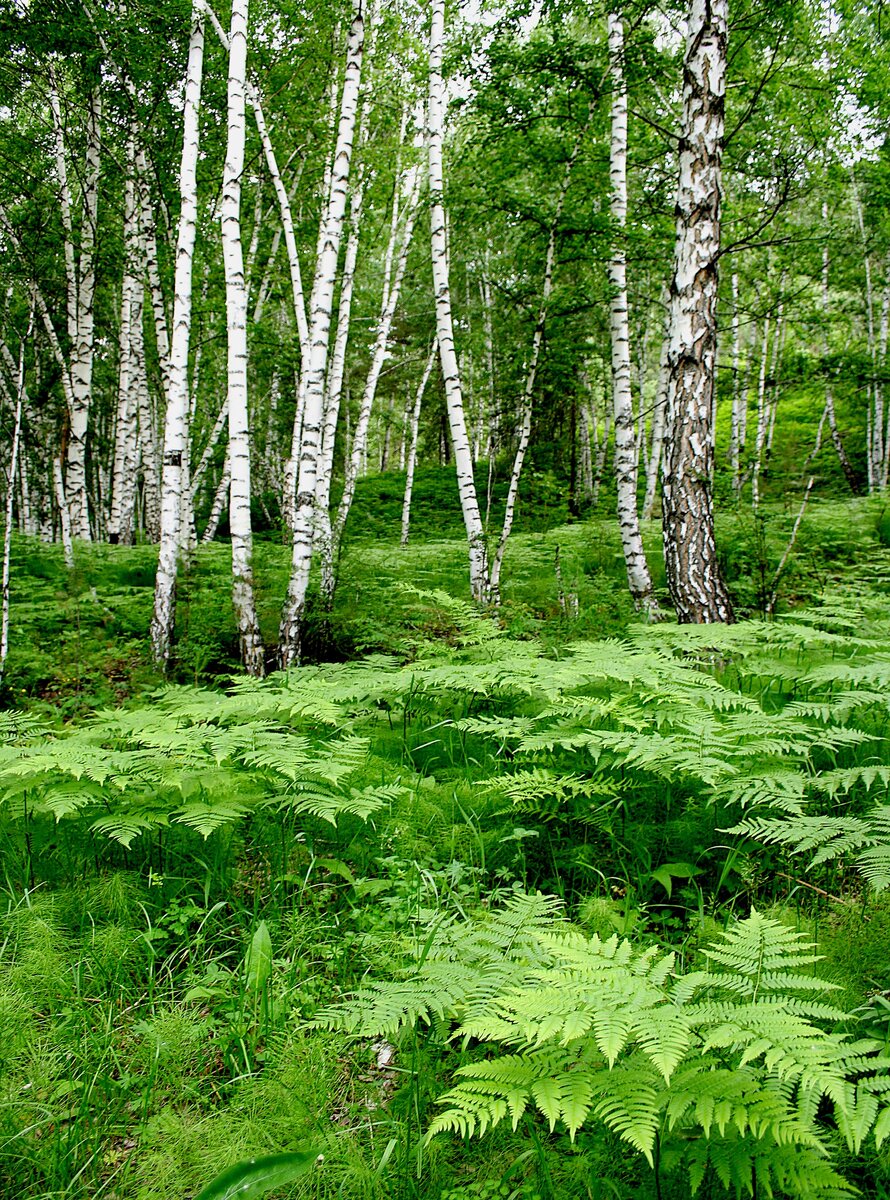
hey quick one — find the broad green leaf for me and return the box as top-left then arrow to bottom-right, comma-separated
244,921 -> 273,992
192,1149 -> 322,1200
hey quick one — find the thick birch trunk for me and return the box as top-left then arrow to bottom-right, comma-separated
278,0 -> 364,666
606,13 -> 658,616
661,0 -> 734,624
401,340 -> 436,547
150,3 -> 205,669
222,0 -> 264,675
428,0 -> 489,602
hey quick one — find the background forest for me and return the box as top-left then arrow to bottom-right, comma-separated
2,0 -> 890,1198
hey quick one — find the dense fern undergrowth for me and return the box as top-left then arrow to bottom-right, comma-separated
3,497 -> 890,1198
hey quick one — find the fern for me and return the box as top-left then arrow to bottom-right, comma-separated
730,806 -> 890,890
319,898 -> 890,1192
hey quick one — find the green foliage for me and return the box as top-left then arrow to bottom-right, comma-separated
320,897 -> 890,1194
193,1149 -> 322,1200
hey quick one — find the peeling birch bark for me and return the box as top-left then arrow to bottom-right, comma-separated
661,0 -> 734,624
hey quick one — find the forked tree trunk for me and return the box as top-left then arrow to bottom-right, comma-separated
661,0 -> 734,624
429,0 -> 489,602
279,0 -> 364,667
606,12 -> 658,617
150,2 -> 205,669
222,0 -> 264,675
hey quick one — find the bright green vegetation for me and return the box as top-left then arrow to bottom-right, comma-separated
3,498 -> 890,1199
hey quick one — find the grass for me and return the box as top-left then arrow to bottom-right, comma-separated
2,488 -> 890,1197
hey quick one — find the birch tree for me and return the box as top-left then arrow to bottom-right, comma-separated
606,12 -> 658,617
221,0 -> 264,675
150,1 -> 205,669
661,0 -> 734,624
429,0 -> 489,603
46,73 -> 101,541
279,0 -> 365,667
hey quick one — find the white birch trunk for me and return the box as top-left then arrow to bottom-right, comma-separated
109,166 -> 140,544
135,147 -> 172,406
67,85 -> 101,542
401,340 -> 436,547
221,0 -> 264,675
150,2 -> 205,669
606,12 -> 657,616
428,0 -> 489,602
202,453 -> 230,543
53,457 -> 74,568
279,0 -> 364,666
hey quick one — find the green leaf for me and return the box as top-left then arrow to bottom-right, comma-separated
244,921 -> 273,993
651,863 -> 702,898
192,1149 -> 322,1200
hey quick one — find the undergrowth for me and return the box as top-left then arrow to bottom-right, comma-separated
2,499 -> 890,1198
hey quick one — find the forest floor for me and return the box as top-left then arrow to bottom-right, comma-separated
2,491 -> 890,1200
